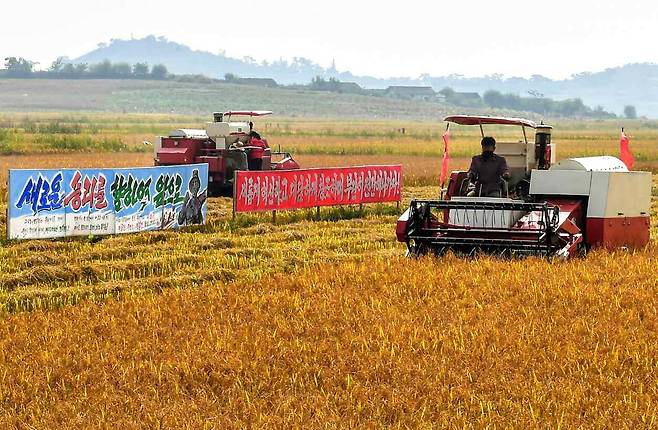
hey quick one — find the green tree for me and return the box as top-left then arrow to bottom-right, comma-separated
132,62 -> 149,78
624,105 -> 637,119
90,59 -> 113,77
557,98 -> 586,116
4,57 -> 36,75
49,57 -> 65,72
111,62 -> 132,77
224,72 -> 238,82
151,64 -> 168,79
74,63 -> 88,75
60,63 -> 76,76
310,76 -> 326,89
483,90 -> 505,107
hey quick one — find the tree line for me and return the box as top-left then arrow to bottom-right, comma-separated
1,57 -> 168,80
480,89 -> 624,118
1,57 -> 638,119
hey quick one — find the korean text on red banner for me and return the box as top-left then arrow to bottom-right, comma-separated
234,165 -> 401,213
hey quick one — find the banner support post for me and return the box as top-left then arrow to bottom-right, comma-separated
272,210 -> 276,224
316,206 -> 320,220
6,172 -> 11,240
232,174 -> 237,221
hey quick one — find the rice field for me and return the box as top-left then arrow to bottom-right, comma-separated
0,112 -> 657,427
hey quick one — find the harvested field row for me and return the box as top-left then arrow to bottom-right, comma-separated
0,185 -> 436,312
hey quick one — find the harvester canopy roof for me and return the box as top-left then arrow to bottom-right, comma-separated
223,110 -> 273,117
168,129 -> 209,139
444,115 -> 537,128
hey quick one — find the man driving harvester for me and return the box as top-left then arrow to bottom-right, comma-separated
467,136 -> 511,197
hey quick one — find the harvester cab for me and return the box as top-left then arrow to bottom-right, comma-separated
396,115 -> 652,258
441,115 -> 554,200
155,110 -> 300,195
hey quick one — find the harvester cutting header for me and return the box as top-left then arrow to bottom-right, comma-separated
397,115 -> 652,258
155,111 -> 299,195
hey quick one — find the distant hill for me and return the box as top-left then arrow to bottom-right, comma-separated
60,36 -> 658,119
73,36 -> 330,87
424,65 -> 658,120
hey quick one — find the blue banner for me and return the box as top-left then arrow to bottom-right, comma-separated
8,164 -> 208,240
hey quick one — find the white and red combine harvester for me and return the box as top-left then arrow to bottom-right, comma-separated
155,111 -> 299,195
396,115 -> 652,258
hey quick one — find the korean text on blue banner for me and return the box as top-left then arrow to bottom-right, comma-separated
7,164 -> 208,240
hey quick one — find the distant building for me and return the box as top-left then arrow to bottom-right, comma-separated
385,86 -> 436,101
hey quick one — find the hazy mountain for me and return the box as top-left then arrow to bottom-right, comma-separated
74,36 -> 330,86
424,65 -> 658,119
72,36 -> 658,117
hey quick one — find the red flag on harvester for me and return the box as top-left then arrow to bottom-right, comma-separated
440,128 -> 451,187
620,129 -> 634,170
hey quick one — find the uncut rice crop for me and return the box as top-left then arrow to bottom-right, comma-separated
1,249 -> 657,427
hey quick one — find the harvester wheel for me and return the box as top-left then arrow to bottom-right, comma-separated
406,239 -> 429,258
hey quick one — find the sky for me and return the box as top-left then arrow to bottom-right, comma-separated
2,0 -> 658,79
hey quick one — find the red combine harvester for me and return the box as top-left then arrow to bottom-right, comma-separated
396,115 -> 652,258
154,111 -> 299,195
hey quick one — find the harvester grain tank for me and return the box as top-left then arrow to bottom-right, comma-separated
154,111 -> 299,195
396,115 -> 652,258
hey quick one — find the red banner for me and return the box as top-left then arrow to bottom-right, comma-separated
234,165 -> 402,213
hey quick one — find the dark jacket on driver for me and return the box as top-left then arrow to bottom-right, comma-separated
467,153 -> 510,196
